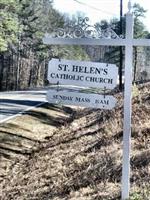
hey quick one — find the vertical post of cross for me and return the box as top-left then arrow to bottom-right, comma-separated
121,1 -> 133,199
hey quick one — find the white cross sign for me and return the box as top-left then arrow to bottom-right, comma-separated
43,2 -> 150,199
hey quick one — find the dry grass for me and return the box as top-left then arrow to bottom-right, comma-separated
0,104 -> 75,180
0,83 -> 150,200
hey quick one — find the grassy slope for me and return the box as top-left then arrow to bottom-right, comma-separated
0,83 -> 150,200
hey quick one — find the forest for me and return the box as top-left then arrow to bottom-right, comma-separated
0,0 -> 150,91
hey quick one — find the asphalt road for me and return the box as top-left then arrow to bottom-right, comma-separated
0,90 -> 47,123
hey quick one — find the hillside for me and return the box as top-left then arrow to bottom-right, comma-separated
0,83 -> 150,200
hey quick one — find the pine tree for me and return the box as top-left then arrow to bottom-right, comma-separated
0,0 -> 20,52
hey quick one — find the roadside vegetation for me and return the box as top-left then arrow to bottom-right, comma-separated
0,83 -> 149,200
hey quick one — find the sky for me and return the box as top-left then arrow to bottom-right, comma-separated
52,0 -> 150,31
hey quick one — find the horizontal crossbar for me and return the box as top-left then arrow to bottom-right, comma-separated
133,39 -> 150,46
43,37 -> 150,47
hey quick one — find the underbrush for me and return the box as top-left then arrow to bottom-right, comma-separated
0,83 -> 150,200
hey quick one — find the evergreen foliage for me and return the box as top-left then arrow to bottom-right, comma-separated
0,1 -> 149,91
0,0 -> 88,90
0,0 -> 19,51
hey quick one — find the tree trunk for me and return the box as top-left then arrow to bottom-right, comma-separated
0,54 -> 4,91
133,47 -> 137,82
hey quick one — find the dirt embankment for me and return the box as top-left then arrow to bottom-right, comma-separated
0,83 -> 150,200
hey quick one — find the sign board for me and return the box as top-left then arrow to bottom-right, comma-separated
47,89 -> 117,110
48,58 -> 118,90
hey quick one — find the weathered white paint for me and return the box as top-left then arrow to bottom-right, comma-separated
48,58 -> 118,89
132,39 -> 150,46
47,89 -> 117,109
43,37 -> 127,46
121,12 -> 133,200
43,37 -> 150,47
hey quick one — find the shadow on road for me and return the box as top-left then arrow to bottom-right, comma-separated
0,99 -> 45,119
0,99 -> 44,106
